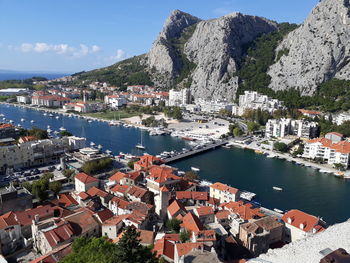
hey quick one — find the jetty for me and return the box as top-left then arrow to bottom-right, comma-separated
162,140 -> 228,163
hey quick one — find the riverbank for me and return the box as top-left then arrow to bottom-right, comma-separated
227,140 -> 350,179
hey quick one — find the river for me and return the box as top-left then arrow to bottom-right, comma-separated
1,104 -> 349,224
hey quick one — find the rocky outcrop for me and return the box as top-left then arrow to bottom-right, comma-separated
268,0 -> 350,95
184,13 -> 277,100
147,10 -> 201,78
147,10 -> 277,100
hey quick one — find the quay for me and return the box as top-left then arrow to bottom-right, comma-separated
162,140 -> 228,163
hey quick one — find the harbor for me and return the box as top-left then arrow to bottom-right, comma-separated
1,104 -> 350,224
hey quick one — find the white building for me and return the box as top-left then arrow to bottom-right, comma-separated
74,172 -> 99,193
209,182 -> 240,203
281,209 -> 325,242
334,113 -> 350,125
168,88 -> 191,107
233,91 -> 284,116
265,118 -> 319,139
104,95 -> 128,108
16,95 -> 31,104
195,99 -> 234,113
303,137 -> 350,168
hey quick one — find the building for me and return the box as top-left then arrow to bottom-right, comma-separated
0,88 -> 29,96
209,182 -> 240,203
303,138 -> 350,168
334,113 -> 350,125
239,216 -> 284,256
169,88 -> 191,106
298,109 -> 322,119
16,95 -> 31,104
104,95 -> 128,108
0,212 -> 23,255
193,206 -> 215,225
233,91 -> 284,116
31,95 -> 71,108
0,186 -> 32,215
134,155 -> 164,171
195,99 -> 234,113
265,118 -> 319,139
325,132 -> 344,143
281,209 -> 326,242
74,173 -> 99,193
0,123 -> 19,139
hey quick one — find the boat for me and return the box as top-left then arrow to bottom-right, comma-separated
136,131 -> 146,150
47,128 -> 52,133
20,118 -> 25,122
88,120 -> 93,123
43,113 -> 47,116
191,167 -> 200,172
30,120 -> 35,123
49,114 -> 54,117
273,186 -> 283,191
59,127 -> 66,132
273,208 -> 284,214
55,116 -> 59,119
90,142 -> 96,147
240,191 -> 257,201
255,149 -> 264,154
182,136 -> 196,141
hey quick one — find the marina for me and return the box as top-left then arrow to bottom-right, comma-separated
0,104 -> 350,224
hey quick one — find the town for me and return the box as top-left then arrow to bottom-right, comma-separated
0,79 -> 349,262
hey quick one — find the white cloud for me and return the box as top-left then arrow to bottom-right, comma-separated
109,49 -> 126,62
17,42 -> 101,57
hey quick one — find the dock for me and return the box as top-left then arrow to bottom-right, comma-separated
162,140 -> 228,163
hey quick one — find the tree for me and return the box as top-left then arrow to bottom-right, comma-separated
273,142 -> 288,153
166,218 -> 181,233
180,230 -> 190,243
31,180 -> 49,201
184,171 -> 199,182
334,163 -> 346,171
247,122 -> 260,134
63,169 -> 75,180
233,127 -> 243,137
115,227 -> 158,263
27,127 -> 48,139
60,130 -> 73,137
49,181 -> 62,195
81,158 -> 113,175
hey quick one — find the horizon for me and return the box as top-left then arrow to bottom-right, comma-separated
0,0 -> 319,73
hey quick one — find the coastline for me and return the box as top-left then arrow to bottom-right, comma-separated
227,140 -> 350,179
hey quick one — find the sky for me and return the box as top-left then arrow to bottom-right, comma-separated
0,0 -> 319,73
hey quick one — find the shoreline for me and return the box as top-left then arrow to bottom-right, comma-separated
227,140 -> 350,179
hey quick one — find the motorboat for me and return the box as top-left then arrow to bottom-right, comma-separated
20,118 -> 25,122
240,191 -> 257,201
30,120 -> 35,123
273,208 -> 284,214
273,186 -> 283,191
191,167 -> 200,172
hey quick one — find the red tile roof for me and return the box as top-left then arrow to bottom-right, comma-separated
78,192 -> 90,200
282,209 -> 325,233
19,136 -> 38,143
167,200 -> 187,217
215,210 -> 230,220
175,243 -> 203,257
114,229 -> 154,245
298,109 -> 321,115
181,212 -> 204,232
103,214 -> 129,226
307,137 -> 350,154
195,206 -> 214,216
223,201 -> 265,220
110,196 -> 130,209
15,205 -> 57,226
55,193 -> 78,208
153,238 -> 175,260
29,243 -> 72,263
126,185 -> 148,199
0,211 -> 19,229
147,166 -> 181,184
75,173 -> 98,184
326,132 -> 344,137
87,186 -> 109,198
43,221 -> 74,248
96,209 -> 114,223
0,123 -> 14,129
110,184 -> 129,195
134,155 -> 164,170
109,172 -> 127,183
176,191 -> 208,201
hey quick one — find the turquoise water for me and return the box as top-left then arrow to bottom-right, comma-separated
1,104 -> 349,224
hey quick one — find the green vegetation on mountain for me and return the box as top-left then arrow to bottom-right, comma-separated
169,23 -> 198,86
75,55 -> 153,89
236,22 -> 350,113
0,77 -> 47,90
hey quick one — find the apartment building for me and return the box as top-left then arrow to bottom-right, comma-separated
232,91 -> 284,116
31,95 -> 71,108
168,88 -> 191,107
303,137 -> 350,168
265,118 -> 319,139
209,182 -> 240,203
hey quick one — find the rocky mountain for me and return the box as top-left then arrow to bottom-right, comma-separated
75,0 -> 350,103
147,10 -> 277,100
268,0 -> 350,95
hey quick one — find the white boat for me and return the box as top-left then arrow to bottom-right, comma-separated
20,118 -> 25,122
136,131 -> 146,150
98,144 -> 103,149
88,120 -> 93,123
240,191 -> 257,201
49,114 -> 54,117
47,128 -> 52,133
43,113 -> 47,116
106,150 -> 112,155
273,208 -> 284,214
55,116 -> 60,119
191,167 -> 200,172
90,142 -> 96,147
30,120 -> 35,123
273,186 -> 283,191
9,120 -> 13,123
59,127 -> 66,132
47,125 -> 51,129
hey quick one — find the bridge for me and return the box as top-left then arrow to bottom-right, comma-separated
162,140 -> 228,163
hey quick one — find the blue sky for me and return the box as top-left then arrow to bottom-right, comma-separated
0,0 -> 319,73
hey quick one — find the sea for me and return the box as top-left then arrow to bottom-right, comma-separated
0,72 -> 69,81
